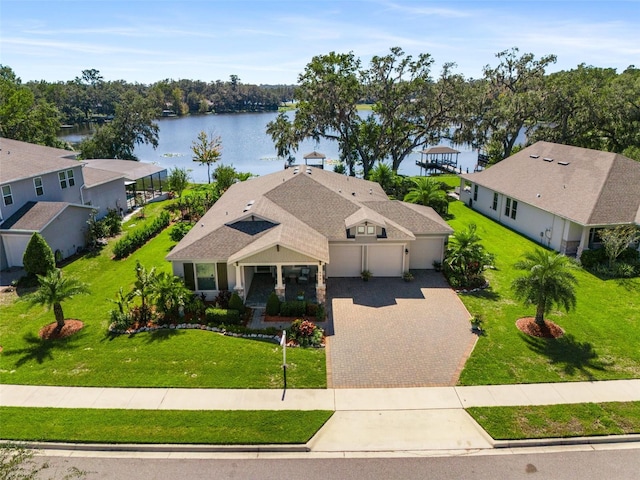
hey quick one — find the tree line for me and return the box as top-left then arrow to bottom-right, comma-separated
1,46 -> 638,169
267,47 -> 639,177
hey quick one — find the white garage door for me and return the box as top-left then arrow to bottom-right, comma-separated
367,245 -> 404,277
327,245 -> 362,277
409,238 -> 443,269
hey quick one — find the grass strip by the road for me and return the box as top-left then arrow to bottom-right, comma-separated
467,402 -> 640,440
0,407 -> 333,444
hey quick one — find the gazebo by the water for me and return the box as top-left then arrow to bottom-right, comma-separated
416,146 -> 460,175
303,151 -> 326,169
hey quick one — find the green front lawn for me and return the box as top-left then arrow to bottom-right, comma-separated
0,407 -> 332,444
468,402 -> 640,440
448,200 -> 640,385
0,200 -> 326,389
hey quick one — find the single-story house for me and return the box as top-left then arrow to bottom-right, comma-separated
459,141 -> 640,257
166,167 -> 453,302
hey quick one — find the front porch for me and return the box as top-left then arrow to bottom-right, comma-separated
245,272 -> 319,307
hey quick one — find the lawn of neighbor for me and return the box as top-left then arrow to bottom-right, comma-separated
447,199 -> 640,385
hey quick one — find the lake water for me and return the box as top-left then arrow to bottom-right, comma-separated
59,112 -> 480,183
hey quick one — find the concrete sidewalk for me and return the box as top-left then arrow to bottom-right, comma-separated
2,380 -> 640,452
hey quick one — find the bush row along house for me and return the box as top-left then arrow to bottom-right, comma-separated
0,138 -> 166,269
459,141 -> 640,258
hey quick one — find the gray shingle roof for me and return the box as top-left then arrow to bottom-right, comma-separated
0,201 -> 87,231
0,138 -> 80,184
82,166 -> 124,188
167,168 -> 452,264
81,159 -> 166,181
461,141 -> 640,226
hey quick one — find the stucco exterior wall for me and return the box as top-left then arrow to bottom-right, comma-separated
41,206 -> 92,261
83,179 -> 127,219
1,166 -> 84,221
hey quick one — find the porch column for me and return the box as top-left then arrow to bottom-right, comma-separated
315,262 -> 326,304
275,264 -> 285,301
234,263 -> 244,298
576,226 -> 590,260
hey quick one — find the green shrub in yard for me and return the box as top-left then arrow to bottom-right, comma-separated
113,211 -> 170,258
23,232 -> 56,277
169,222 -> 193,242
280,301 -> 306,317
265,291 -> 281,315
228,292 -> 246,314
205,307 -> 240,325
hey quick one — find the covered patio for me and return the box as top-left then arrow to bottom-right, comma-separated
81,159 -> 168,210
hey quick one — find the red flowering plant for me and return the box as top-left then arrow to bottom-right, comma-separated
288,319 -> 324,347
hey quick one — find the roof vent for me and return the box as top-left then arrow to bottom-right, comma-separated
306,168 -> 312,174
247,200 -> 255,206
543,157 -> 553,162
558,161 -> 570,166
529,154 -> 539,159
352,192 -> 356,196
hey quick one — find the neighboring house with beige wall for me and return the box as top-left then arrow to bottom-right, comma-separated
459,142 -> 640,258
167,167 -> 453,303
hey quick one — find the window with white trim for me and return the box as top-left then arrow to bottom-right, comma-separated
34,177 -> 44,196
2,185 -> 13,206
510,199 -> 518,219
356,224 -> 376,236
195,263 -> 216,290
59,169 -> 75,189
492,192 -> 498,210
473,184 -> 478,201
504,197 -> 518,220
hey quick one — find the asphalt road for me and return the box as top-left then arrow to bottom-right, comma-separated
37,446 -> 640,480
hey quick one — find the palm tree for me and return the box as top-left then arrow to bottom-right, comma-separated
131,261 -> 156,325
512,249 -> 578,326
151,271 -> 192,320
445,224 -> 493,286
403,176 -> 448,215
368,162 -> 397,196
29,269 -> 90,332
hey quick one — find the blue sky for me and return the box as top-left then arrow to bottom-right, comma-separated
2,0 -> 639,85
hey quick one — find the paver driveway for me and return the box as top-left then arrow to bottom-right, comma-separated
325,271 -> 477,388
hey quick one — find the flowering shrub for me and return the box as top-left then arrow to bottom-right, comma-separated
289,319 -> 324,347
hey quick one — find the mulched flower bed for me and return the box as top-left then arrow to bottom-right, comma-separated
515,317 -> 564,339
39,319 -> 84,340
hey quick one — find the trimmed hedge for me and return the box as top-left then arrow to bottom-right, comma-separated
113,211 -> 170,259
205,307 -> 241,325
280,301 -> 306,317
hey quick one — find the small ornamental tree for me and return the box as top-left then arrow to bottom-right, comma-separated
23,232 -> 56,277
228,291 -> 245,314
265,291 -> 281,316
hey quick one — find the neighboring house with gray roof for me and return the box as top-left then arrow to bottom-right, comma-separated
167,167 -> 453,303
0,138 -> 161,270
459,141 -> 640,257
